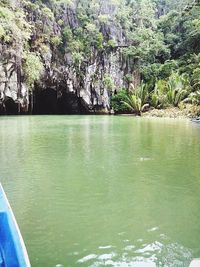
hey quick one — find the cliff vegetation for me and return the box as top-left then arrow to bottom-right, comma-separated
0,0 -> 200,115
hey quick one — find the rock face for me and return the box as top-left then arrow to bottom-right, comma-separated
0,60 -> 28,115
0,0 -> 129,115
79,49 -> 124,112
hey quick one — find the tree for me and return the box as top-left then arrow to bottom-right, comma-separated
122,82 -> 149,115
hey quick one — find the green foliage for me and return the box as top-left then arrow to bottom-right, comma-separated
0,24 -> 5,38
185,17 -> 200,54
62,26 -> 73,42
103,75 -> 114,91
96,32 -> 103,49
122,83 -> 149,115
184,91 -> 200,105
159,61 -> 179,78
113,72 -> 193,114
107,39 -> 117,48
179,53 -> 200,90
0,5 -> 31,44
72,52 -> 84,66
111,89 -> 130,113
125,74 -> 133,83
142,60 -> 178,83
53,0 -> 73,6
151,79 -> 168,108
166,73 -> 189,106
85,23 -> 96,33
150,73 -> 190,108
0,0 -> 200,112
41,7 -> 54,19
51,36 -> 62,46
98,14 -> 109,24
23,52 -> 44,88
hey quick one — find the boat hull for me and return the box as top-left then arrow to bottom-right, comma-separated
0,184 -> 31,267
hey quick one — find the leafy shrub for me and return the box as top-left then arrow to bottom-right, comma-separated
184,91 -> 200,105
98,14 -> 109,24
51,36 -> 62,46
122,83 -> 149,115
111,89 -> 130,113
150,79 -> 168,108
142,60 -> 178,82
107,39 -> 117,48
23,52 -> 44,88
72,52 -> 84,66
103,75 -> 114,91
0,25 -> 5,38
166,73 -> 189,106
151,73 -> 191,108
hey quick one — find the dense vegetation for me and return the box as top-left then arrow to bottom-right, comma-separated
109,0 -> 200,115
0,0 -> 200,115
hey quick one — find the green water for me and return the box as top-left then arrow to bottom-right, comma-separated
0,116 -> 200,267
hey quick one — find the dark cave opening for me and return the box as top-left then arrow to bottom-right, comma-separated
4,97 -> 18,115
33,89 -> 89,115
33,88 -> 57,115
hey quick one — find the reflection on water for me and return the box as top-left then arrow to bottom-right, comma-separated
0,116 -> 200,267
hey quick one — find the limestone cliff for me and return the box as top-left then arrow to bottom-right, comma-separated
1,0 -> 185,115
0,0 -> 130,114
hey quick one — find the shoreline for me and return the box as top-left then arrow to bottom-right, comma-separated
116,106 -> 200,120
0,106 -> 199,119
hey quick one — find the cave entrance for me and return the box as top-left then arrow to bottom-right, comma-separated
33,88 -> 57,115
33,89 -> 89,115
4,97 -> 18,115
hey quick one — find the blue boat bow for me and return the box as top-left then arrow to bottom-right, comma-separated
0,184 -> 31,267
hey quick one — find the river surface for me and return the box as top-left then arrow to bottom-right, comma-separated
0,116 -> 200,267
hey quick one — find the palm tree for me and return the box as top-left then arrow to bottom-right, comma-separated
166,73 -> 189,107
122,82 -> 149,115
151,79 -> 167,108
184,91 -> 200,105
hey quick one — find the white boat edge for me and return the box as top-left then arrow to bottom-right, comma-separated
189,259 -> 200,267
